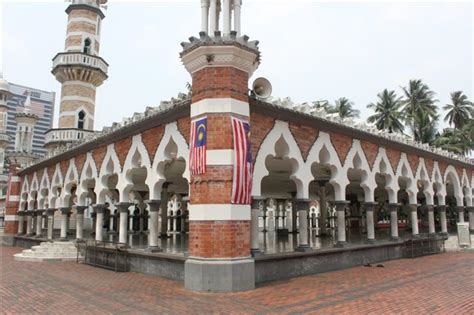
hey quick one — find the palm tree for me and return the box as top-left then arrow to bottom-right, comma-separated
401,79 -> 438,142
443,91 -> 473,129
433,123 -> 473,155
330,97 -> 360,119
367,89 -> 405,133
414,112 -> 438,144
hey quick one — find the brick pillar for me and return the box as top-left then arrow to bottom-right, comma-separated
4,165 -> 21,234
180,32 -> 260,292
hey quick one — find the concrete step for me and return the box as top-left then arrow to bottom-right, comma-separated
14,241 -> 82,262
13,253 -> 79,262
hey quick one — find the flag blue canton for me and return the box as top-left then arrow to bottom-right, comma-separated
195,118 -> 207,148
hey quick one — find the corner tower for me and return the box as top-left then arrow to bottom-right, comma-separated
181,0 -> 260,292
46,0 -> 109,151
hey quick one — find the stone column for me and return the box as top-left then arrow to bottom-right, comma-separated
17,211 -> 25,235
363,202 -> 377,243
75,206 -> 87,240
468,207 -> 474,233
457,206 -> 465,223
146,200 -> 161,252
59,208 -> 70,241
116,203 -> 132,244
91,212 -> 97,236
438,205 -> 448,235
233,0 -> 242,36
335,201 -> 349,247
160,191 -> 169,239
209,0 -> 217,33
427,205 -> 435,235
35,210 -> 44,238
25,211 -> 34,236
409,204 -> 419,236
46,209 -> 55,240
181,197 -> 189,233
388,203 -> 400,240
250,198 -> 263,256
93,204 -> 107,242
65,212 -> 70,236
318,181 -> 328,235
296,200 -> 311,252
291,198 -> 297,233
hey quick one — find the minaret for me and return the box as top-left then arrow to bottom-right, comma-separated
46,0 -> 109,151
0,72 -> 11,173
13,93 -> 39,158
181,0 -> 260,292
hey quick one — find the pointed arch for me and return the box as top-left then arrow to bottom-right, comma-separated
77,152 -> 98,206
415,158 -> 434,205
461,169 -> 472,207
96,144 -> 121,204
146,122 -> 190,200
372,147 -> 399,203
444,165 -> 463,205
60,159 -> 79,208
30,172 -> 39,194
395,153 -> 417,204
38,168 -> 51,209
48,163 -> 64,208
431,162 -> 446,205
252,120 -> 308,198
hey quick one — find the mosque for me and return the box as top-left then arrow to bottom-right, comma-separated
2,0 -> 473,293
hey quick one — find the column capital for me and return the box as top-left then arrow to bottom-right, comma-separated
115,202 -> 133,213
76,206 -> 87,214
437,205 -> 447,212
333,200 -> 349,211
426,205 -> 435,212
363,202 -> 377,211
17,210 -> 26,216
457,206 -> 465,213
466,206 -> 474,213
26,210 -> 35,216
295,199 -> 310,211
409,204 -> 420,212
388,203 -> 401,212
251,197 -> 265,209
144,200 -> 161,212
59,207 -> 70,215
46,208 -> 56,216
35,209 -> 44,216
92,204 -> 107,214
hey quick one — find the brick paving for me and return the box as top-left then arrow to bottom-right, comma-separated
1,246 -> 473,314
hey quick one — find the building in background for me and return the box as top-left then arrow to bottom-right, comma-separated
6,83 -> 55,156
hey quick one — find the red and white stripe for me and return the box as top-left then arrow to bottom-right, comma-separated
231,117 -> 252,204
189,119 -> 206,175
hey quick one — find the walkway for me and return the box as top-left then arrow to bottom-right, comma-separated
1,246 -> 473,314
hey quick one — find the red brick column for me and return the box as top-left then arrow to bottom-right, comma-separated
181,35 -> 260,292
4,165 -> 22,234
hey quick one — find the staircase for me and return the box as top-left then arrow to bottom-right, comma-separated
14,241 -> 81,262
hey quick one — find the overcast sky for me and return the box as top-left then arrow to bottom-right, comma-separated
1,1 -> 473,131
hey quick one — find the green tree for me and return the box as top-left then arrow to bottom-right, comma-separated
443,91 -> 473,129
433,122 -> 474,156
401,80 -> 439,142
330,97 -> 360,119
367,89 -> 405,133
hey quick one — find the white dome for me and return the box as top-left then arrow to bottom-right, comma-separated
0,71 -> 11,95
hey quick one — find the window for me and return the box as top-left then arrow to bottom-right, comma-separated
78,110 -> 86,129
83,38 -> 92,54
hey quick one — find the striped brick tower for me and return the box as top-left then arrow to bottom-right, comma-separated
180,24 -> 260,291
4,164 -> 22,234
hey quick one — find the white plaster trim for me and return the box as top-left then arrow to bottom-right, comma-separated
4,215 -> 19,222
66,46 -> 83,51
207,149 -> 234,166
68,17 -> 98,26
62,81 -> 96,90
191,98 -> 249,117
8,195 -> 20,202
11,176 -> 20,183
61,96 -> 95,105
189,204 -> 250,221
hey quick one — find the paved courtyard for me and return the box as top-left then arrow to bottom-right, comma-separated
1,246 -> 473,314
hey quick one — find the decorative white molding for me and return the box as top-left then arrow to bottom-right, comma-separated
189,204 -> 250,221
191,98 -> 249,117
207,149 -> 234,166
8,195 -> 20,202
4,215 -> 19,221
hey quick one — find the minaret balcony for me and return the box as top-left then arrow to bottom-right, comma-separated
45,128 -> 95,147
52,52 -> 109,86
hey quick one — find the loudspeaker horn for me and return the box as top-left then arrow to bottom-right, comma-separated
252,77 -> 272,100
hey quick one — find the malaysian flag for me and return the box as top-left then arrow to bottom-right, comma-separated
231,117 -> 253,204
189,117 -> 207,175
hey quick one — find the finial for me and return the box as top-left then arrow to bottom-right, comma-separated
24,92 -> 32,112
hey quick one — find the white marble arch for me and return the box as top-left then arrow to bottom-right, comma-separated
29,172 -> 39,197
19,177 -> 30,211
117,134 -> 152,203
305,131 -> 346,201
395,153 -> 417,204
252,120 -> 308,199
146,122 -> 190,201
431,162 -> 446,206
38,168 -> 51,209
342,139 -> 376,202
415,158 -> 435,205
372,147 -> 399,204
77,152 -> 99,206
60,158 -> 79,208
48,163 -> 64,209
444,165 -> 463,205
460,169 -> 472,207
96,144 -> 121,204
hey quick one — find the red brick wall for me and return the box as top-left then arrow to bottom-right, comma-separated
178,117 -> 191,145
289,123 -> 319,161
189,221 -> 250,258
191,67 -> 249,103
250,113 -> 274,164
330,132 -> 353,165
206,115 -> 234,150
75,154 -> 87,175
142,125 -> 165,165
92,146 -> 107,173
386,148 -> 401,174
407,154 -> 419,176
425,159 -> 434,179
438,161 -> 448,178
361,141 -> 379,170
115,138 -> 133,170
60,160 -> 69,177
190,166 -> 233,204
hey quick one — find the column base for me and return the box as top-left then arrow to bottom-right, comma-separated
59,237 -> 69,242
34,234 -> 43,239
185,257 -> 255,293
296,245 -> 312,252
251,249 -> 263,257
411,234 -> 421,239
25,233 -> 35,237
335,241 -> 348,248
145,246 -> 162,253
159,233 -> 170,239
365,239 -> 376,244
390,236 -> 402,242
